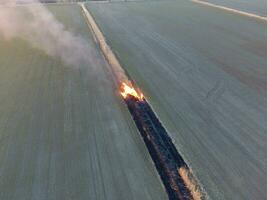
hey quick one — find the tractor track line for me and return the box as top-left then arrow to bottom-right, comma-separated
191,0 -> 267,23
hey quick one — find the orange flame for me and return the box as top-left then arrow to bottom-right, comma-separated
120,82 -> 144,100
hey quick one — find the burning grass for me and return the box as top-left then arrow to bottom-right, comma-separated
120,82 -> 144,101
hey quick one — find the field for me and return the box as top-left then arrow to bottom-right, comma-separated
201,0 -> 267,17
0,4 -> 167,200
87,1 -> 267,199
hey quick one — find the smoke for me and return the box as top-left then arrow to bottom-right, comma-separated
0,0 -> 93,67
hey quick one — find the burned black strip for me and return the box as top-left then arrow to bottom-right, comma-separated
124,95 -> 193,200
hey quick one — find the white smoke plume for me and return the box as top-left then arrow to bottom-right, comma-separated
0,0 -> 92,67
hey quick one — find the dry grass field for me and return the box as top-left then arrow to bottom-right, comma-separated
87,1 -> 267,199
0,4 -> 167,200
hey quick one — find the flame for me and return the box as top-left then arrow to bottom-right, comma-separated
120,82 -> 144,100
